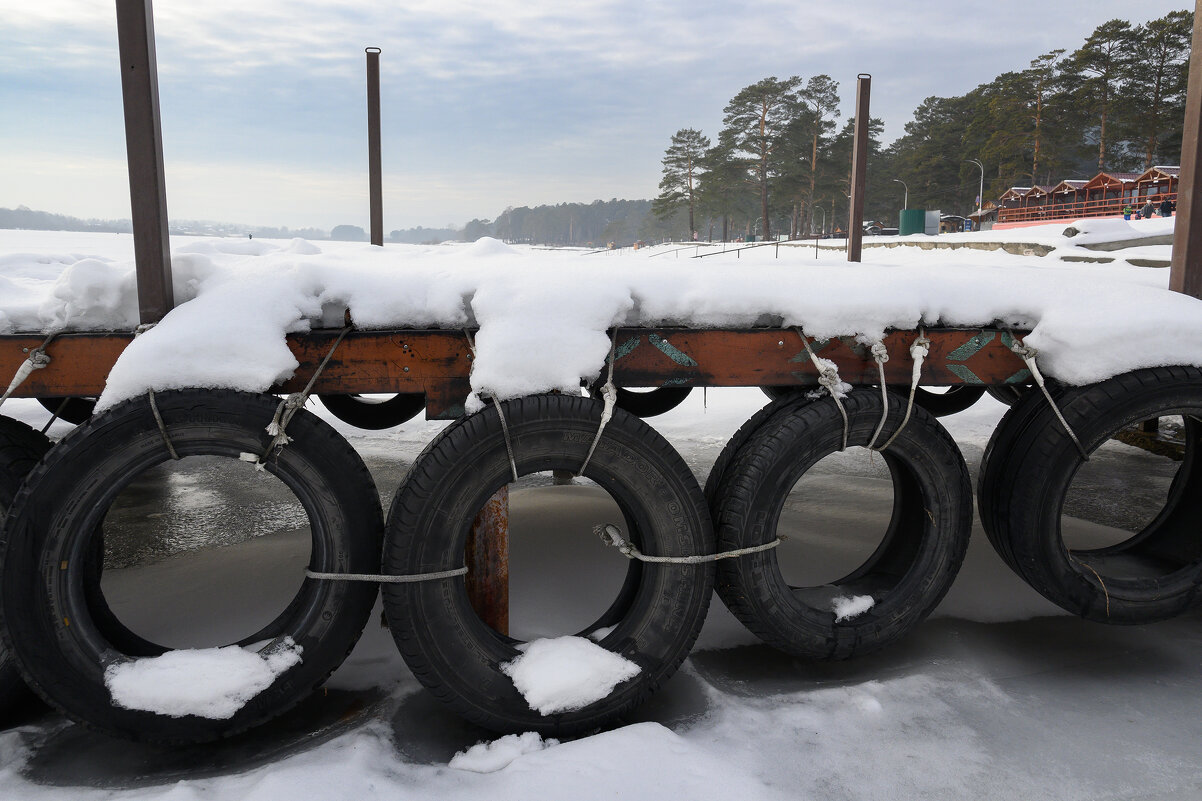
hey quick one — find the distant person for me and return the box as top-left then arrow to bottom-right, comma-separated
1141,199 -> 1155,219
1160,198 -> 1175,218
1123,205 -> 1132,220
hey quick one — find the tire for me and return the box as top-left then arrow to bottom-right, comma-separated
0,416 -> 51,717
761,386 -> 805,402
712,388 -> 972,660
0,390 -> 382,743
590,386 -> 692,418
903,385 -> 986,417
983,366 -> 1202,623
703,393 -> 815,510
37,396 -> 96,425
317,393 -> 425,430
985,383 -> 1031,406
382,394 -> 713,736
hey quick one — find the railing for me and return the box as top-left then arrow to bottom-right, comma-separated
997,192 -> 1177,224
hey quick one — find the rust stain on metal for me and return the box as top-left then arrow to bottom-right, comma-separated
465,485 -> 509,635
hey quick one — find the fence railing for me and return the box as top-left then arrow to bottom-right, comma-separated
997,192 -> 1177,224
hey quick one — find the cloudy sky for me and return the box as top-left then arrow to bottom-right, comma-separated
1,1 -> 1192,231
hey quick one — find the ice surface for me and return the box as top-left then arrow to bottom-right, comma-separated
104,638 -> 302,719
501,636 -> 641,715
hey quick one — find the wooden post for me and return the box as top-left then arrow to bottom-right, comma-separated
365,47 -> 384,247
1170,1 -> 1202,298
115,0 -> 174,323
847,74 -> 871,263
465,486 -> 509,634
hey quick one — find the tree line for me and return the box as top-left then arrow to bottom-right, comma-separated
653,9 -> 1193,240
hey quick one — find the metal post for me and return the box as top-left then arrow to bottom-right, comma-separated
847,74 -> 871,263
1170,2 -> 1202,298
115,0 -> 174,323
465,486 -> 509,634
365,47 -> 383,247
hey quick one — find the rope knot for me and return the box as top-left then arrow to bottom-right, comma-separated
910,336 -> 931,360
870,341 -> 889,363
1009,341 -> 1038,360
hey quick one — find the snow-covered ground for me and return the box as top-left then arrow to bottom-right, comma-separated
1,227 -> 1201,799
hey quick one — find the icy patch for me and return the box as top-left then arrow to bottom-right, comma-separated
104,638 -> 302,719
501,636 -> 640,715
449,732 -> 559,773
832,594 -> 875,621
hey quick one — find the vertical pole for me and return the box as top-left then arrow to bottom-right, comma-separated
465,486 -> 509,635
115,0 -> 174,323
365,47 -> 384,247
847,74 -> 872,263
1170,2 -> 1202,298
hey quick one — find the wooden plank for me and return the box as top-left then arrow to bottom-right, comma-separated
1170,0 -> 1202,299
0,328 -> 1030,414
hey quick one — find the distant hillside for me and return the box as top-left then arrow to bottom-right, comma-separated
0,206 -> 131,234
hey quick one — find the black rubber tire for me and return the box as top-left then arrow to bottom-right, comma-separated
985,383 -> 1031,406
37,396 -> 96,425
905,385 -> 986,417
982,366 -> 1202,624
382,394 -> 713,736
0,416 -> 51,718
712,388 -> 972,660
317,393 -> 425,430
0,390 -> 383,743
703,393 -> 815,510
760,386 -> 805,402
977,384 -> 1068,573
588,386 -> 692,418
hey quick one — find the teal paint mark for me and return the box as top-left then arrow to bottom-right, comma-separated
947,331 -> 996,362
1000,331 -> 1016,350
1005,368 -> 1032,384
649,333 -> 698,367
789,338 -> 830,363
947,364 -> 984,384
662,377 -> 691,386
614,336 -> 641,361
839,336 -> 871,360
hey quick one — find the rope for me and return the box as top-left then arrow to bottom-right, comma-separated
0,333 -> 55,411
578,331 -> 618,477
305,566 -> 468,583
797,328 -> 849,451
492,396 -> 520,482
40,397 -> 69,434
147,389 -> 181,461
867,341 -> 890,451
463,329 -> 520,483
878,331 -> 930,452
595,524 -> 781,564
245,324 -> 352,470
1006,334 -> 1089,461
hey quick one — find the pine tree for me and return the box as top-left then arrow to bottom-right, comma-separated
1066,19 -> 1136,170
719,77 -> 803,240
1124,10 -> 1193,168
651,128 -> 711,238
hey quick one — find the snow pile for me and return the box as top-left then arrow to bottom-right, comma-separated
2,229 -> 1202,410
104,638 -> 303,719
449,732 -> 559,773
501,636 -> 641,715
832,594 -> 875,622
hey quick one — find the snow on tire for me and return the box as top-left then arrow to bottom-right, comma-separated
712,388 -> 973,660
381,393 -> 713,736
981,366 -> 1202,623
0,415 -> 51,719
0,390 -> 382,743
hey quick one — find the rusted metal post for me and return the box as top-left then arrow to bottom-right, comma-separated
115,0 -> 174,323
465,486 -> 509,634
1170,2 -> 1202,298
365,47 -> 384,247
847,74 -> 871,263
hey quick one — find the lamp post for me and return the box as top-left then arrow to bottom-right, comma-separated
967,158 -> 985,215
813,205 -> 826,238
893,178 -> 909,210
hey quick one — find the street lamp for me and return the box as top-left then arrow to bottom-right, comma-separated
813,205 -> 826,238
893,178 -> 909,210
966,158 -> 985,214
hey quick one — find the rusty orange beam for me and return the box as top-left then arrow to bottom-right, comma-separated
0,327 -> 1030,418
